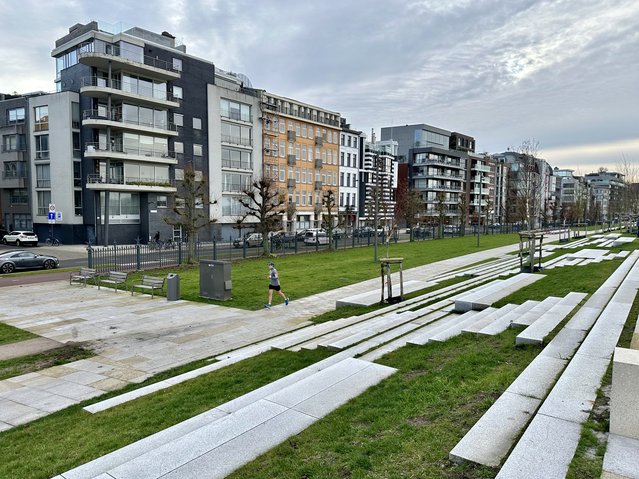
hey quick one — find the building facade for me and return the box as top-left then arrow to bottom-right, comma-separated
359,140 -> 398,228
339,119 -> 363,230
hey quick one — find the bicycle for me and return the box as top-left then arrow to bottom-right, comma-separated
45,237 -> 60,246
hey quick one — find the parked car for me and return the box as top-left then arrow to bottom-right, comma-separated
233,233 -> 263,248
0,250 -> 59,273
271,231 -> 296,247
353,227 -> 383,238
1,231 -> 39,246
295,228 -> 325,242
331,227 -> 349,239
303,231 -> 330,245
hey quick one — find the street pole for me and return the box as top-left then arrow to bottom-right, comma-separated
476,172 -> 482,247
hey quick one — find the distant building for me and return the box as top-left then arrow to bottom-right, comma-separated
359,140 -> 398,228
584,170 -> 625,221
339,119 -> 364,230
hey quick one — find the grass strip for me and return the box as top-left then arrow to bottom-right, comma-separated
0,344 -> 94,380
0,322 -> 37,346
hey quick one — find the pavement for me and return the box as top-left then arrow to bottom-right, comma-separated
0,242 -> 524,432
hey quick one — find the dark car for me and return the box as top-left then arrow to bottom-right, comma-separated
0,250 -> 59,274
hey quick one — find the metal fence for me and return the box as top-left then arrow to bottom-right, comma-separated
86,224 -> 535,273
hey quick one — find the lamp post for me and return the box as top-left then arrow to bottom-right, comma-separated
476,172 -> 482,247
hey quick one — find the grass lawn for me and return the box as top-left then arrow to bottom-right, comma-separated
0,345 -> 94,381
0,322 -> 36,346
124,233 -> 522,310
0,245 -> 630,479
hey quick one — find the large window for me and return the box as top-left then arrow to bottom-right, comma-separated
34,106 -> 48,131
100,192 -> 140,224
122,73 -> 168,100
121,103 -> 167,129
7,107 -> 25,124
35,135 -> 49,159
74,190 -> 83,216
122,132 -> 168,157
221,147 -> 252,170
2,134 -> 25,152
222,196 -> 247,216
222,173 -> 251,193
36,164 -> 50,188
10,189 -> 28,205
221,122 -> 252,146
73,161 -> 82,187
37,190 -> 52,216
220,99 -> 251,122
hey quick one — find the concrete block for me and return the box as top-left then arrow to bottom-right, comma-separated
449,391 -> 540,467
506,355 -> 567,400
602,433 -> 639,479
515,292 -> 586,345
496,414 -> 581,479
540,327 -> 586,360
477,300 -> 540,336
610,347 -> 639,440
462,304 -> 518,334
510,297 -> 561,327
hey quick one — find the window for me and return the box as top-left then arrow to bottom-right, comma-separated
279,121 -> 285,133
72,132 -> 81,157
72,102 -> 80,128
221,122 -> 252,146
37,190 -> 51,216
172,58 -> 183,71
302,145 -> 307,160
220,99 -> 251,122
353,137 -> 357,148
340,172 -> 344,186
174,141 -> 184,154
302,125 -> 307,138
172,85 -> 183,99
174,113 -> 183,127
99,192 -> 140,224
35,135 -> 49,159
8,107 -> 25,124
73,162 -> 82,187
3,134 -> 25,152
222,173 -> 251,192
341,134 -> 345,146
193,144 -> 203,156
74,190 -> 83,216
34,106 -> 48,131
36,164 -> 50,188
222,147 -> 252,169
193,117 -> 202,129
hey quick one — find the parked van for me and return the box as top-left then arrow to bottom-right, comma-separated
303,230 -> 330,245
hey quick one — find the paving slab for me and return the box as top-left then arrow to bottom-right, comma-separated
462,304 -> 518,334
510,296 -> 562,327
495,414 -> 581,479
540,327 -> 587,360
449,391 -> 540,467
602,433 -> 639,479
0,337 -> 63,360
505,355 -> 567,400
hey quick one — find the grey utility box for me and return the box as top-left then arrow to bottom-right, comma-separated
166,273 -> 180,301
200,260 -> 232,300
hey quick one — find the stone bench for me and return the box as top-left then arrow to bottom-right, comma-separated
131,275 -> 165,298
69,267 -> 97,287
97,271 -> 128,292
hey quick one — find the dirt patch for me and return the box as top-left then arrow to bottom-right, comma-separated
407,415 -> 433,427
0,343 -> 94,380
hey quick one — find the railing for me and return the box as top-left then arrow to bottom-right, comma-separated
2,170 -> 27,179
221,110 -> 252,122
86,174 -> 175,187
81,76 -> 180,103
221,159 -> 253,170
10,196 -> 28,205
82,109 -> 177,132
78,43 -> 180,74
84,141 -> 175,160
221,134 -> 253,147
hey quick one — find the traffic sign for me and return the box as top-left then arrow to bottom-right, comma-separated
48,212 -> 56,221
49,203 -> 56,213
56,212 -> 63,221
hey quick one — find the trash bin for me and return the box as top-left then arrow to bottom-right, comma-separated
166,273 -> 180,301
200,260 -> 232,300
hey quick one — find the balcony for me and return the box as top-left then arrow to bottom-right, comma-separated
315,136 -> 324,146
86,174 -> 177,193
80,76 -> 180,108
221,111 -> 252,123
474,164 -> 492,173
315,158 -> 323,169
287,130 -> 296,141
221,134 -> 253,147
84,142 -> 177,164
287,154 -> 296,166
82,109 -> 178,136
287,178 -> 296,189
314,181 -> 323,191
78,44 -> 180,81
1,170 -> 27,188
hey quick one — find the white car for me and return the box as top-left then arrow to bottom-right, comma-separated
2,231 -> 39,246
303,231 -> 330,245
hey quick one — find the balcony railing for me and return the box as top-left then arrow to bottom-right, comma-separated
78,42 -> 180,74
315,158 -> 323,169
10,196 -> 28,205
82,109 -> 177,132
87,174 -> 175,187
221,110 -> 252,123
222,159 -> 253,170
287,178 -> 296,188
314,181 -> 323,190
221,134 -> 253,147
287,130 -> 296,141
84,142 -> 175,160
287,154 -> 296,166
2,170 -> 27,179
36,179 -> 51,188
81,76 -> 180,103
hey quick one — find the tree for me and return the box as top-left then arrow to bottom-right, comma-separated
321,189 -> 338,250
238,177 -> 285,256
164,164 -> 216,263
394,178 -> 424,241
457,193 -> 468,236
435,191 -> 447,238
516,139 -> 542,230
617,155 -> 639,217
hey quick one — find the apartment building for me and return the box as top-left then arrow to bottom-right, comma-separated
585,170 -> 625,221
381,124 -> 469,225
259,92 -> 340,231
339,119 -> 364,229
359,140 -> 398,227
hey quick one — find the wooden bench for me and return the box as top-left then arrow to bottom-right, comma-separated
69,267 -> 97,287
97,271 -> 129,292
131,275 -> 165,298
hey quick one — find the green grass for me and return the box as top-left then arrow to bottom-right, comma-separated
0,322 -> 37,346
0,345 -> 94,380
125,234 -> 521,310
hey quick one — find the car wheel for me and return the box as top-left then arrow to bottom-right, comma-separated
1,238 -> 6,245
1,263 -> 15,274
43,259 -> 56,270
15,240 -> 21,246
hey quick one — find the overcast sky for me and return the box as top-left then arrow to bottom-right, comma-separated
1,0 -> 637,175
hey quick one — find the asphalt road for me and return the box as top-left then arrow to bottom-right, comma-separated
0,243 -> 88,285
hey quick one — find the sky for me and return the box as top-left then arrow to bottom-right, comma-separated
1,0 -> 638,176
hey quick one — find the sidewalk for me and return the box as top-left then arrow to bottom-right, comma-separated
0,243 -> 522,431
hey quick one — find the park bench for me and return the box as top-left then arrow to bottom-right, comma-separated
97,271 -> 129,292
69,267 -> 97,287
131,275 -> 165,298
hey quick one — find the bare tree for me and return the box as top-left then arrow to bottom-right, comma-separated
617,155 -> 639,217
457,193 -> 468,236
321,189 -> 338,250
164,165 -> 216,263
238,177 -> 285,256
435,191 -> 447,238
516,139 -> 542,230
395,177 -> 424,240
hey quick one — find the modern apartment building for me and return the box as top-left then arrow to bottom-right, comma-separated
381,124 -> 470,225
359,140 -> 398,227
585,170 -> 625,221
259,92 -> 340,231
339,119 -> 364,229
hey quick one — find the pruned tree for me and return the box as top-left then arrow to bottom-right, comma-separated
286,202 -> 297,232
321,189 -> 338,250
458,193 -> 468,236
165,164 -> 216,263
238,177 -> 285,256
435,191 -> 447,238
617,154 -> 639,217
395,177 -> 424,241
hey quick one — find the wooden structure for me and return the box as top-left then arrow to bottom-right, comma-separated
380,257 -> 404,304
518,230 -> 545,273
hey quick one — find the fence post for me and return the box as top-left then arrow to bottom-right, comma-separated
178,241 -> 183,265
113,241 -> 118,270
135,240 -> 141,271
213,238 -> 217,260
87,244 -> 93,268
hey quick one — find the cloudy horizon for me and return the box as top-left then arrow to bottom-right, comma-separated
1,0 -> 637,176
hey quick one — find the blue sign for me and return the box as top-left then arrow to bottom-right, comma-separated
48,212 -> 56,221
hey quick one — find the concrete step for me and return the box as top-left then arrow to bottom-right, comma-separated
476,300 -> 540,336
430,308 -> 497,342
510,296 -> 562,327
406,313 -> 470,346
454,273 -> 542,313
462,304 -> 518,334
515,292 -> 587,345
